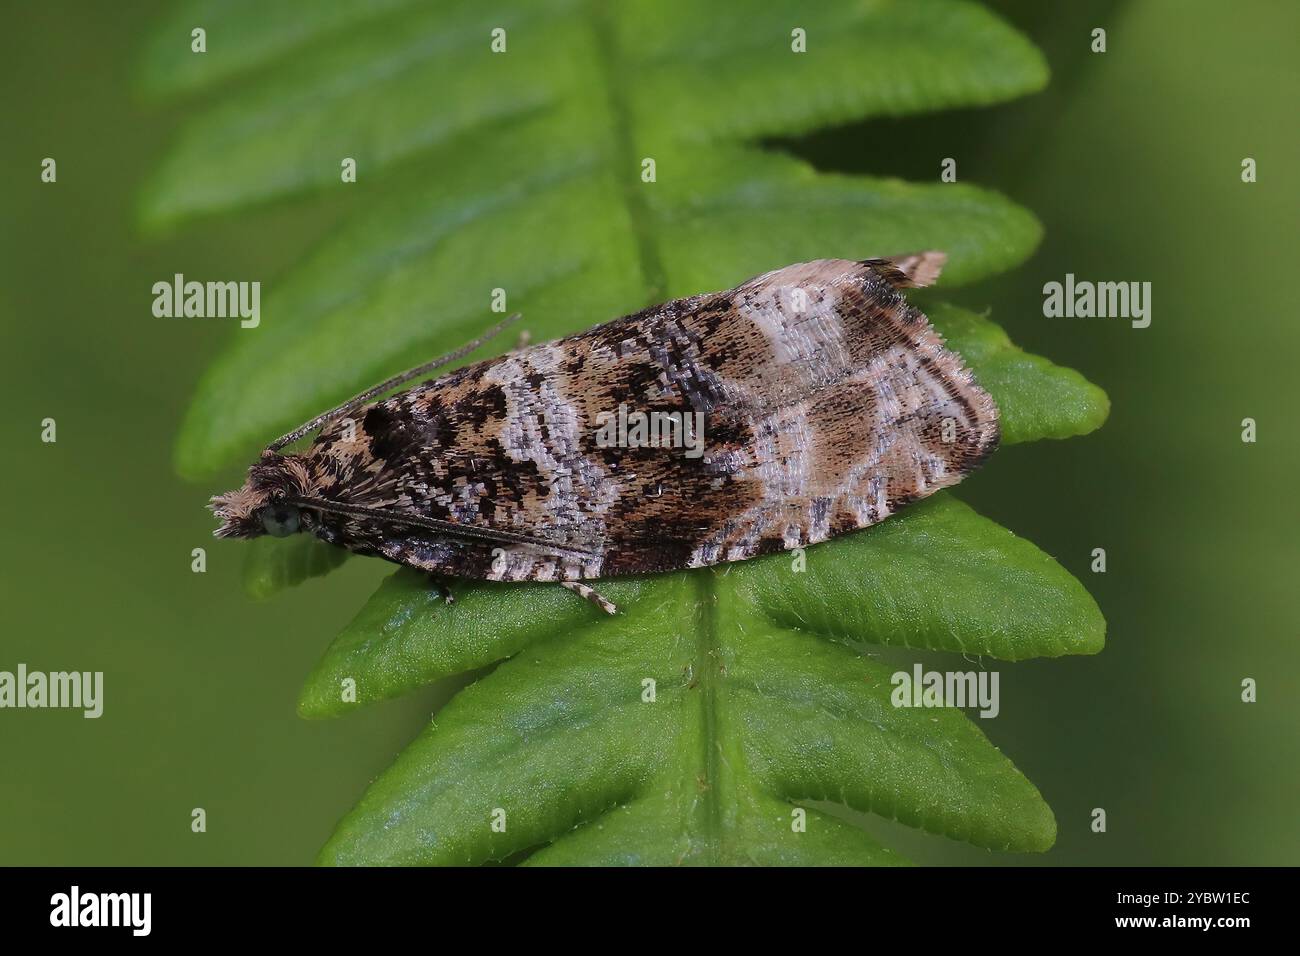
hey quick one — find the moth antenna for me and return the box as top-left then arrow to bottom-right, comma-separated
284,497 -> 596,559
265,313 -> 523,453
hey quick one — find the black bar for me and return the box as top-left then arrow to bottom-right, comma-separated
0,867 -> 1277,940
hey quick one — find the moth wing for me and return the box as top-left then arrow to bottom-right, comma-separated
586,256 -> 997,571
299,256 -> 993,581
859,250 -> 947,288
303,369 -> 609,580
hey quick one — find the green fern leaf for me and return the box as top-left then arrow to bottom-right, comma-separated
141,0 -> 1049,478
307,492 -> 1099,865
144,0 -> 1107,865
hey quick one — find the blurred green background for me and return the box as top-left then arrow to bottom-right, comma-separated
1,1 -> 1295,865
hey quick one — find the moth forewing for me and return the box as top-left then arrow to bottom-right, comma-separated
265,312 -> 523,453
213,254 -> 997,617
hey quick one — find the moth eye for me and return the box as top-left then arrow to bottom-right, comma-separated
259,505 -> 300,537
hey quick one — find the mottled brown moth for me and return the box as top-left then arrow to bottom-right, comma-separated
212,254 -> 999,615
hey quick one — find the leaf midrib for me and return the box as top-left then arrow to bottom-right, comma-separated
588,0 -> 667,306
588,0 -> 725,862
693,572 -> 724,864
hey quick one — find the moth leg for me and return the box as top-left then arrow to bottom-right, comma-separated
428,574 -> 456,606
512,328 -> 532,352
561,581 -> 618,616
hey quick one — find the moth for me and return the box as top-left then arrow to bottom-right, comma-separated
212,254 -> 999,615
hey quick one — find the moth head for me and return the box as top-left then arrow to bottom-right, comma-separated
210,453 -> 313,539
